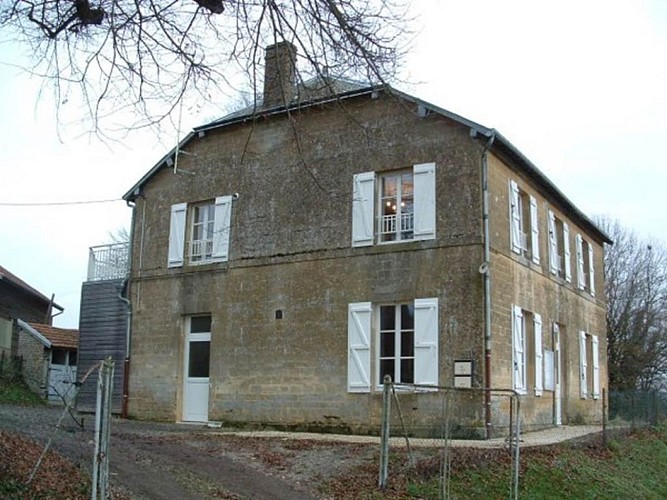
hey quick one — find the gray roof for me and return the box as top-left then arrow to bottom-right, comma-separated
123,82 -> 611,244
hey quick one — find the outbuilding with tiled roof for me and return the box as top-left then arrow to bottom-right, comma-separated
17,320 -> 78,404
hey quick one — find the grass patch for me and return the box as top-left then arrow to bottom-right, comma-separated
408,426 -> 667,499
0,378 -> 45,405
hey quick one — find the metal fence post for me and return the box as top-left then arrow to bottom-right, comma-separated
378,375 -> 392,489
92,357 -> 114,500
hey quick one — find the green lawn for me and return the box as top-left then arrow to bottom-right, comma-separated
406,425 -> 667,499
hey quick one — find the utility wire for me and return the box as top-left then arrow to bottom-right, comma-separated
0,198 -> 122,207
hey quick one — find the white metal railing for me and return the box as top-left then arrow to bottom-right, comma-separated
190,239 -> 213,261
87,243 -> 129,281
379,213 -> 414,237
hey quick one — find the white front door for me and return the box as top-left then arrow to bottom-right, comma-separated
183,316 -> 211,422
553,323 -> 562,426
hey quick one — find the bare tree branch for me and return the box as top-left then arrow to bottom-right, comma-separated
1,0 -> 413,136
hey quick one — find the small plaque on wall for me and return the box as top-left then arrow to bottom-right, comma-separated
454,360 -> 474,388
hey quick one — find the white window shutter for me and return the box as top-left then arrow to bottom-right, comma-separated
530,196 -> 540,264
351,172 -> 375,247
212,195 -> 233,262
534,314 -> 543,396
576,234 -> 585,290
579,331 -> 588,399
548,210 -> 558,274
592,335 -> 600,399
563,223 -> 572,282
509,181 -> 522,254
413,163 -> 436,240
168,203 -> 187,268
414,298 -> 439,389
588,243 -> 596,297
512,305 -> 526,393
348,302 -> 372,392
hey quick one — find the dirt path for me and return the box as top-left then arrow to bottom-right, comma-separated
0,405 -> 318,499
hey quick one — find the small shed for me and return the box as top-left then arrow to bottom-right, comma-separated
17,320 -> 78,404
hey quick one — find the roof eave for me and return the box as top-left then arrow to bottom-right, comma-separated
17,319 -> 52,349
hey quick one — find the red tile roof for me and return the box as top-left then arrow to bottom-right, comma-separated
28,323 -> 78,349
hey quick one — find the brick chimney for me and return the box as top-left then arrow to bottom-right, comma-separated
262,42 -> 297,108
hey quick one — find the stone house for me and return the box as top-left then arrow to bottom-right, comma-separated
16,320 -> 78,404
121,43 -> 610,435
0,264 -> 63,358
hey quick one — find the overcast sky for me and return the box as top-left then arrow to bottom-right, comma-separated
1,0 -> 665,328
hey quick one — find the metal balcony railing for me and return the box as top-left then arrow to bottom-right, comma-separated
87,242 -> 130,281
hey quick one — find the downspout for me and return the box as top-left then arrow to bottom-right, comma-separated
481,129 -> 496,439
119,199 -> 136,419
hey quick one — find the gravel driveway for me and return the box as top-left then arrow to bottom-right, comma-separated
0,404 -> 340,499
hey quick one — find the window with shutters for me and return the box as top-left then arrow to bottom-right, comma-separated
511,305 -> 543,396
547,210 -> 571,281
379,304 -> 415,384
351,163 -> 436,247
579,331 -> 600,399
168,196 -> 233,268
575,234 -> 596,296
509,180 -> 540,264
378,171 -> 414,242
347,298 -> 438,392
189,202 -> 215,263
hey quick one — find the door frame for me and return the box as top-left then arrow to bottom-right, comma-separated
182,316 -> 211,422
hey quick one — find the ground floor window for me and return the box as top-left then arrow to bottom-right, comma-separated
347,298 -> 438,393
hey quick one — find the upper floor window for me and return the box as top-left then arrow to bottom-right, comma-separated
509,180 -> 540,264
190,203 -> 215,263
168,196 -> 232,268
378,171 -> 414,242
351,163 -> 436,247
547,210 -> 572,282
575,234 -> 595,296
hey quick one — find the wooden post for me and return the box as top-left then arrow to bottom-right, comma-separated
602,388 -> 607,448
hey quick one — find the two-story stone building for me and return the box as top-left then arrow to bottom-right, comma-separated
122,43 -> 610,435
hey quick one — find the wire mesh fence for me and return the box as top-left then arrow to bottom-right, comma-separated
379,379 -> 521,499
607,389 -> 667,430
0,352 -> 23,382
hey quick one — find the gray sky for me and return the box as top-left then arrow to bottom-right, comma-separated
1,0 -> 665,328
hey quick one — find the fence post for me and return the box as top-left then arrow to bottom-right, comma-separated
92,357 -> 114,500
378,375 -> 392,489
511,395 -> 521,500
602,388 -> 607,448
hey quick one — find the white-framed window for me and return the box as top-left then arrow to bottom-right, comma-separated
351,163 -> 436,247
547,210 -> 572,282
347,298 -> 438,393
509,180 -> 540,264
575,234 -> 596,296
511,305 -> 543,395
579,331 -> 600,400
378,170 -> 415,242
379,304 -> 415,384
168,196 -> 233,268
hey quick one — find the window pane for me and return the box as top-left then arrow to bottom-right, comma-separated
51,348 -> 67,365
69,350 -> 77,366
401,359 -> 414,383
401,173 -> 414,196
380,332 -> 395,357
401,332 -> 414,357
188,341 -> 210,378
382,176 -> 397,198
190,316 -> 211,333
380,306 -> 395,331
380,359 -> 394,383
401,304 -> 414,330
